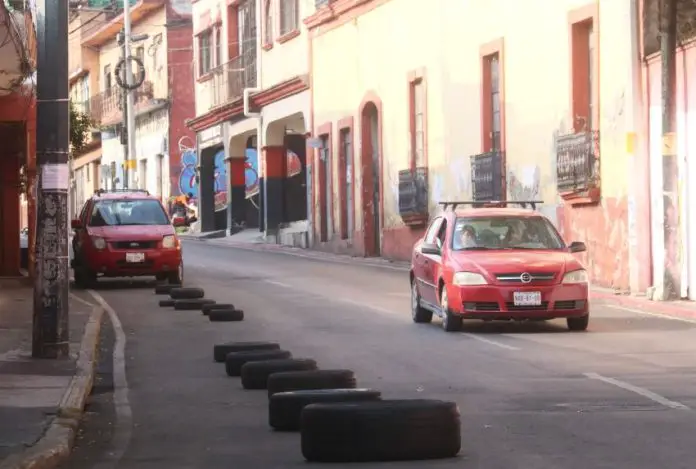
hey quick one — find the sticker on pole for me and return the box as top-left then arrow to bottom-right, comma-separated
41,164 -> 69,191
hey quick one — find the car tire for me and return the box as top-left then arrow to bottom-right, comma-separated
300,399 -> 461,462
159,299 -> 175,307
168,262 -> 184,285
225,349 -> 293,377
154,284 -> 179,295
169,287 -> 204,300
202,303 -> 235,316
267,369 -> 357,399
567,315 -> 589,331
73,267 -> 96,289
440,287 -> 462,332
269,388 -> 381,432
208,308 -> 244,322
240,359 -> 318,390
411,278 -> 433,324
213,341 -> 281,363
173,299 -> 215,310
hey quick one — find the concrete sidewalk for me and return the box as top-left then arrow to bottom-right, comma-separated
0,278 -> 103,469
182,232 -> 696,323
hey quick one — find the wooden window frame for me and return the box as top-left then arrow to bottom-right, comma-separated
197,29 -> 213,77
407,68 -> 427,172
278,0 -> 300,43
263,0 -> 274,50
569,5 -> 599,133
316,122 -> 333,242
480,38 -> 506,196
337,116 -> 354,240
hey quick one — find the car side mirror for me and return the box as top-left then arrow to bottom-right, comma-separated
421,242 -> 441,255
569,241 -> 586,253
71,219 -> 82,230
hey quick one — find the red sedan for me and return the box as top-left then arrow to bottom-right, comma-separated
410,201 -> 589,332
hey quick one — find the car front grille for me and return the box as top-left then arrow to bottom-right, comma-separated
554,300 -> 585,310
505,301 -> 549,311
111,240 -> 158,250
495,272 -> 556,283
463,302 -> 500,311
115,260 -> 155,268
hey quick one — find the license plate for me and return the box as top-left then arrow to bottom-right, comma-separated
513,291 -> 542,306
125,252 -> 145,263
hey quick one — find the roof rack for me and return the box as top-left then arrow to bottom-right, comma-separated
437,200 -> 544,211
95,188 -> 150,196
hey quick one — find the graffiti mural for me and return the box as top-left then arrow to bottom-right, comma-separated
245,147 -> 259,198
177,136 -> 227,211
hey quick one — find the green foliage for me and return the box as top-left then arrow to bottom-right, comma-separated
69,100 -> 93,155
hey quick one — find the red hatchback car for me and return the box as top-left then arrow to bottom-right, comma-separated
410,201 -> 589,332
71,189 -> 184,288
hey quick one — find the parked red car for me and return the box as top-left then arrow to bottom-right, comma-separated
71,189 -> 184,288
410,201 -> 589,332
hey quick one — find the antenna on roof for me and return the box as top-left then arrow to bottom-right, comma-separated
437,200 -> 544,211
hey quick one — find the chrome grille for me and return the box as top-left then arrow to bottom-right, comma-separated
506,301 -> 549,311
496,272 -> 556,283
111,240 -> 158,249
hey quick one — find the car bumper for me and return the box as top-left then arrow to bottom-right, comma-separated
85,250 -> 182,277
446,283 -> 589,319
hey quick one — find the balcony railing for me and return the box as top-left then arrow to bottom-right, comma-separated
209,56 -> 257,109
398,167 -> 428,226
470,150 -> 504,201
555,130 -> 599,193
88,81 -> 156,126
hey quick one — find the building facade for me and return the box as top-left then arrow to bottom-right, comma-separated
188,0 -> 310,245
78,0 -> 195,203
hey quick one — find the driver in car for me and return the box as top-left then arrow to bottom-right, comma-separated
458,224 -> 478,248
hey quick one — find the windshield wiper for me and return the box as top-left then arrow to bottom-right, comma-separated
461,246 -> 494,251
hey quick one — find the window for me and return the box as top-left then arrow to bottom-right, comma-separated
451,216 -> 565,251
409,77 -> 426,168
485,53 -> 501,151
152,33 -> 162,73
86,163 -> 91,182
135,46 -> 145,82
214,27 -> 222,67
88,199 -> 169,227
264,0 -> 273,45
570,18 -> 596,132
198,30 -> 213,76
103,65 -> 112,93
424,217 -> 443,244
279,0 -> 298,36
339,127 -> 353,239
139,159 -> 148,190
435,219 -> 447,249
319,133 -> 331,241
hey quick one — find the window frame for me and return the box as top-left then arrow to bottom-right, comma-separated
279,0 -> 299,36
198,29 -> 213,76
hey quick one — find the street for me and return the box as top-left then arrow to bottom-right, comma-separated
63,240 -> 696,469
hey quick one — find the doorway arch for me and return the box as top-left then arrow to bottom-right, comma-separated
359,94 -> 383,257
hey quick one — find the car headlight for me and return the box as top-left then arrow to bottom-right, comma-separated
453,272 -> 488,286
92,237 -> 106,250
162,235 -> 177,249
562,269 -> 588,284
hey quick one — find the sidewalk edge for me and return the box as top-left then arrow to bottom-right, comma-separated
0,304 -> 105,469
591,290 -> 696,321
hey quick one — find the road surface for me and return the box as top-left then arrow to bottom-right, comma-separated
63,240 -> 696,469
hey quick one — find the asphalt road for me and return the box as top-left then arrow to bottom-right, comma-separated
62,240 -> 696,469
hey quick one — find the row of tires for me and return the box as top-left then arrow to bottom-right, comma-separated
154,284 -> 462,463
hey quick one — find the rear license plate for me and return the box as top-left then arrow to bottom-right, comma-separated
125,252 -> 145,263
513,291 -> 541,306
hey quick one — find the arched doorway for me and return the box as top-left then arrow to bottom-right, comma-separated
361,101 -> 381,257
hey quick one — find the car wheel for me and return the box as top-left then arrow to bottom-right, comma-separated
168,262 -> 184,285
74,267 -> 96,289
567,315 -> 589,331
440,287 -> 462,332
411,279 -> 433,324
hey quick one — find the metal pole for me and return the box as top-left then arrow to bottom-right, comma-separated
123,0 -> 136,189
119,30 -> 128,188
660,0 -> 680,300
33,0 -> 70,358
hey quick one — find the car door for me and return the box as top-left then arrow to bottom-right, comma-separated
73,202 -> 90,262
424,218 -> 448,304
417,217 -> 444,305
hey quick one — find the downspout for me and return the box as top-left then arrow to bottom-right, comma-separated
242,0 -> 264,234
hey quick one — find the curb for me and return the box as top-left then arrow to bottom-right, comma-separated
591,290 -> 696,321
0,304 -> 105,469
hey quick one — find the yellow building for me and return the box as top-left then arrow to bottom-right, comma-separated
307,0 -> 636,290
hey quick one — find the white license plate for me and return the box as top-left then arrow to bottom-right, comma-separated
125,252 -> 145,263
513,291 -> 542,306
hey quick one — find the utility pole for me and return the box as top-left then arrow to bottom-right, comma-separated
118,29 -> 129,188
33,0 -> 70,358
123,0 -> 136,190
660,0 -> 680,300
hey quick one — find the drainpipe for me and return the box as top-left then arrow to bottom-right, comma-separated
243,0 -> 265,235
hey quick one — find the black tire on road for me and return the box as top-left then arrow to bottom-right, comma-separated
269,388 -> 381,432
174,299 -> 215,310
241,359 -> 318,390
567,315 -> 589,331
301,399 -> 461,462
155,284 -> 180,295
202,303 -> 235,315
267,369 -> 357,398
225,349 -> 292,376
170,287 -> 204,300
213,341 -> 281,363
159,299 -> 176,307
208,308 -> 244,322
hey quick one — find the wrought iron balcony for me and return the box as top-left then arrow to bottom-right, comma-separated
470,150 -> 504,201
88,81 -> 156,126
398,166 -> 428,226
555,130 -> 599,193
208,55 -> 257,109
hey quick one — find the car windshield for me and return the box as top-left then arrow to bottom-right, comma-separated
452,216 -> 565,251
88,199 -> 170,227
